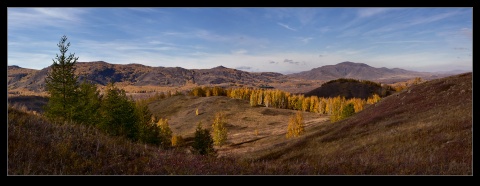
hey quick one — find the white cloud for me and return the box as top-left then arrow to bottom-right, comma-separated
8,8 -> 87,30
277,22 -> 296,31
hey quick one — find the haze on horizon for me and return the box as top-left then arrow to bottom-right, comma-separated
8,7 -> 472,74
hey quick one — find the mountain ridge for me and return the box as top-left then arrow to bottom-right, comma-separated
288,61 -> 442,82
8,61 -> 462,95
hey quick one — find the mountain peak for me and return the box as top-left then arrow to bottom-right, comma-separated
337,61 -> 370,67
213,65 -> 227,69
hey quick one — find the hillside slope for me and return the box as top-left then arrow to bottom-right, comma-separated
246,72 -> 472,174
147,95 -> 329,157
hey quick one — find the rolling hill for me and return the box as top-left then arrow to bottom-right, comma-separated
304,78 -> 395,99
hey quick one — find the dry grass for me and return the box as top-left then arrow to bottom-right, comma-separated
7,73 -> 472,175
8,105 -> 319,175
147,95 -> 328,158
243,73 -> 472,175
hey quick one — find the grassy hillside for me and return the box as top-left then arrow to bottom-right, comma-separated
8,72 -> 472,175
147,95 -> 328,157
8,105 -> 320,175
244,72 -> 472,175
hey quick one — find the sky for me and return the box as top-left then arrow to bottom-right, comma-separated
8,7 -> 472,74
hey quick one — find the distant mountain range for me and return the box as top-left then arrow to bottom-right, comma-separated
8,61 -> 464,94
289,61 -> 455,83
7,61 -> 287,93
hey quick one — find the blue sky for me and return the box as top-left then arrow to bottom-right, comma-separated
8,7 -> 472,74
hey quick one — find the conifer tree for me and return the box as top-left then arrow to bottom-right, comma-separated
44,35 -> 79,122
99,82 -> 138,139
192,122 -> 216,156
73,79 -> 101,125
136,101 -> 160,144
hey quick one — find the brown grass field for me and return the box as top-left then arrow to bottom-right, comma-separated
7,72 -> 472,175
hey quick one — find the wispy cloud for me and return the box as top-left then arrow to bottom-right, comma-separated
7,8 -> 472,74
408,10 -> 462,26
160,29 -> 269,47
296,8 -> 317,26
357,8 -> 393,18
8,8 -> 87,30
277,22 -> 296,31
283,59 -> 305,65
236,66 -> 252,70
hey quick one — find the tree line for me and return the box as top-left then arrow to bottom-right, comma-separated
189,86 -> 382,122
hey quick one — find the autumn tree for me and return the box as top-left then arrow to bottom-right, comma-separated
157,118 -> 173,148
367,94 -> 381,104
192,122 -> 216,156
250,90 -> 258,107
212,112 -> 228,146
286,111 -> 305,138
330,96 -> 346,122
44,35 -> 79,122
171,135 -> 184,147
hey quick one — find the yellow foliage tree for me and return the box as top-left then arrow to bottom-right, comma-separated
171,135 -> 184,147
330,96 -> 346,122
367,94 -> 381,104
286,111 -> 305,138
157,118 -> 173,148
212,112 -> 228,146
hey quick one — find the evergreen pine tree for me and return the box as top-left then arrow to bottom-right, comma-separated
44,35 -> 79,122
99,83 -> 138,139
72,79 -> 101,125
192,122 -> 215,156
